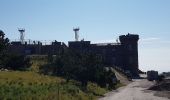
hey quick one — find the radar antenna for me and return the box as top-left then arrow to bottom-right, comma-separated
18,28 -> 25,44
73,27 -> 79,41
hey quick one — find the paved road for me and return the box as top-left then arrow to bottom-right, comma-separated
99,79 -> 169,100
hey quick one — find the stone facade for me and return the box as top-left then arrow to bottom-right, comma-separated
68,34 -> 139,77
8,33 -> 139,77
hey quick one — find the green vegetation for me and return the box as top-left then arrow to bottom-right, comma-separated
0,30 -> 31,71
40,49 -> 117,88
29,55 -> 48,72
0,71 -> 107,100
2,54 -> 31,70
0,30 -> 9,67
86,82 -> 108,96
0,30 -> 9,53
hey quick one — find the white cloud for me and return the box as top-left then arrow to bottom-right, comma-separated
159,40 -> 170,44
140,37 -> 160,41
140,37 -> 170,45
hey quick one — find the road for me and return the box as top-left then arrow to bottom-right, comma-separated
99,79 -> 170,100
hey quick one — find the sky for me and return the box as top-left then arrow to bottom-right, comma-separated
0,0 -> 170,72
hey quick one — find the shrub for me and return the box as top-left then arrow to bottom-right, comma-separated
2,54 -> 31,71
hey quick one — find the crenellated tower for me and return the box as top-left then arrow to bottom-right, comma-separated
119,33 -> 139,77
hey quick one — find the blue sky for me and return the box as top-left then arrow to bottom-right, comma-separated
0,0 -> 170,72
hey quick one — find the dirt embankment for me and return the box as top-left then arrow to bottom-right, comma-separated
112,68 -> 131,85
149,79 -> 170,99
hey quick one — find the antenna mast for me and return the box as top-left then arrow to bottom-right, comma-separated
73,27 -> 79,41
18,28 -> 25,44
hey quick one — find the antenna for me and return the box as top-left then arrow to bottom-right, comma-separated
18,28 -> 25,44
73,27 -> 79,41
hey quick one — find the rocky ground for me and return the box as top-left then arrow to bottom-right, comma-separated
149,79 -> 170,99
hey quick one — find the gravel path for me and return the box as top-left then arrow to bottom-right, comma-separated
99,79 -> 170,100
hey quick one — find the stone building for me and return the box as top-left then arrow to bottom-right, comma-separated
8,33 -> 139,77
68,33 -> 139,77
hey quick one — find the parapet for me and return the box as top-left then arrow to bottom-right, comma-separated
68,41 -> 91,48
119,33 -> 139,43
11,41 -> 22,45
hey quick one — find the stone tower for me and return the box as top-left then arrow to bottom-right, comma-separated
119,33 -> 139,77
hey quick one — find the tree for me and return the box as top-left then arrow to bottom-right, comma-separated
0,30 -> 9,52
3,54 -> 31,70
40,48 -> 117,88
0,30 -> 31,70
0,30 -> 9,67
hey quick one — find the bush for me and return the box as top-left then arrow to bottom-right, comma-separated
86,82 -> 107,96
0,30 -> 9,67
2,53 -> 31,71
40,49 -> 117,88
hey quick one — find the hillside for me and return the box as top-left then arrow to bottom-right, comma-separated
0,54 -> 129,100
0,55 -> 110,100
0,71 -> 107,100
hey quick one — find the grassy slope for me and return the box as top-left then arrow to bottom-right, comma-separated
0,71 -> 108,100
0,56 -> 108,100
